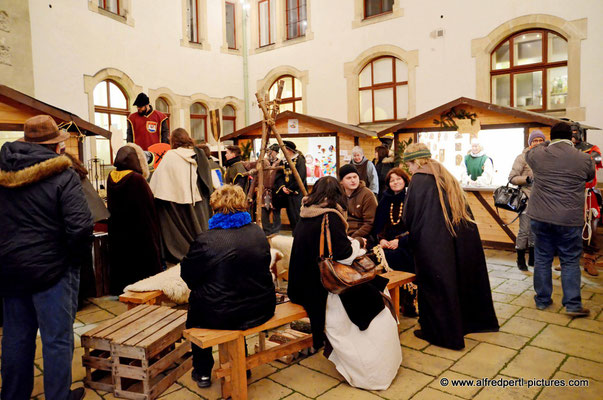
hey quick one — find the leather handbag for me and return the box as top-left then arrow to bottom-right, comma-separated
493,182 -> 528,213
318,214 -> 378,294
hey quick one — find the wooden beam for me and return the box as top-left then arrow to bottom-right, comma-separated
471,191 -> 517,242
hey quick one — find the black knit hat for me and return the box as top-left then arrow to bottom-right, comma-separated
283,140 -> 296,151
133,93 -> 150,107
338,164 -> 359,180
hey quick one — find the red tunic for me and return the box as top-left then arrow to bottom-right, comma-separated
127,110 -> 167,151
580,144 -> 602,219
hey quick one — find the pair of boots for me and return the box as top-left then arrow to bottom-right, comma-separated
516,247 -> 534,271
582,253 -> 600,276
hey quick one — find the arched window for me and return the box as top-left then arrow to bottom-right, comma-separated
269,75 -> 302,113
190,102 -> 208,142
155,97 -> 170,130
93,80 -> 129,139
491,29 -> 568,111
222,105 -> 236,136
358,56 -> 408,123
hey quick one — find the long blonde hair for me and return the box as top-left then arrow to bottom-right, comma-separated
406,143 -> 474,235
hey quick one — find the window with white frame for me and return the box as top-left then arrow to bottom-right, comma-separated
222,105 -> 236,135
258,0 -> 276,47
93,80 -> 129,163
491,29 -> 568,111
187,0 -> 201,43
190,102 -> 208,142
364,0 -> 393,19
286,0 -> 307,40
269,75 -> 302,113
225,2 -> 236,49
359,56 -> 408,123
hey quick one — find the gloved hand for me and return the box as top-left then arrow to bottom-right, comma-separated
526,176 -> 533,185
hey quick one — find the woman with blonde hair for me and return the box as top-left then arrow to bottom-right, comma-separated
181,184 -> 275,387
402,142 -> 498,350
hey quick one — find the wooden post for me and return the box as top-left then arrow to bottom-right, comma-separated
255,85 -> 308,197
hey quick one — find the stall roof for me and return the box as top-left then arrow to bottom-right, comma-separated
221,110 -> 377,140
377,97 -> 600,137
0,85 -> 112,139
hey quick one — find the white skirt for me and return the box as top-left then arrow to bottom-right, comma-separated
325,289 -> 402,390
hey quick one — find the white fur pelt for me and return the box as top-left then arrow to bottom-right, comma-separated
124,264 -> 190,304
124,249 -> 285,304
268,235 -> 293,277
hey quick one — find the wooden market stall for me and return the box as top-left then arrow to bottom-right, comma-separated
378,96 -> 600,249
0,84 -> 111,160
222,110 -> 380,185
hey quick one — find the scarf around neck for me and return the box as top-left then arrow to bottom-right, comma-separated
208,211 -> 252,229
299,200 -> 348,230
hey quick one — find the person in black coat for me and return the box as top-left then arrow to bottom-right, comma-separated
107,144 -> 162,295
374,145 -> 395,201
370,167 -> 413,272
181,184 -> 275,388
288,176 -> 390,349
274,140 -> 307,232
0,115 -> 93,400
402,143 -> 499,350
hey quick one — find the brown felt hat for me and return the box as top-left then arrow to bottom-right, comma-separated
20,115 -> 70,144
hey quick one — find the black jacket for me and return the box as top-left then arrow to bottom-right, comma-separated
0,141 -> 93,296
275,153 -> 307,196
288,211 -> 387,348
181,222 -> 275,330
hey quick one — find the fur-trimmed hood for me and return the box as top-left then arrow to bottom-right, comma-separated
0,141 -> 72,188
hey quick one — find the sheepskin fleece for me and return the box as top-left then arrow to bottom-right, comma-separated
0,155 -> 71,188
125,264 -> 191,304
124,248 -> 284,304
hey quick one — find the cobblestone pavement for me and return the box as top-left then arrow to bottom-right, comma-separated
1,249 -> 602,399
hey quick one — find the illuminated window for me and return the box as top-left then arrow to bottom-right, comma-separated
222,105 -> 236,136
269,75 -> 302,113
286,0 -> 307,40
358,56 -> 408,122
190,102 -> 208,142
491,29 -> 568,111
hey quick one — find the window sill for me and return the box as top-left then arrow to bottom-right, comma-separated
250,31 -> 314,55
220,45 -> 242,56
352,7 -> 403,29
180,39 -> 211,52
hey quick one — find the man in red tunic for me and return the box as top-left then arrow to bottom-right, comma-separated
571,122 -> 602,276
126,93 -> 169,151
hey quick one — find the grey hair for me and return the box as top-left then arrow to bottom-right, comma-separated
351,146 -> 364,156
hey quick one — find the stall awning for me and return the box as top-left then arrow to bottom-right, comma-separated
221,110 -> 377,140
377,97 -> 600,137
0,85 -> 111,139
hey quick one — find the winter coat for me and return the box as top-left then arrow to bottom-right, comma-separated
375,157 -> 394,200
526,140 -> 595,227
351,157 -> 379,195
150,147 -> 202,204
345,181 -> 378,239
508,147 -> 533,197
403,166 -> 499,350
288,205 -> 388,348
0,141 -> 93,296
181,217 -> 275,330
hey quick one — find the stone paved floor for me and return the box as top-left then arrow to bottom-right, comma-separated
1,249 -> 602,399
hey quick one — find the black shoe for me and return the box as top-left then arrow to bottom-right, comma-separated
516,249 -> 528,271
69,387 -> 85,400
413,330 -> 425,340
527,247 -> 535,267
191,369 -> 212,388
565,307 -> 590,318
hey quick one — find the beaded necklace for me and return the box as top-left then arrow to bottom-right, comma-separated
389,202 -> 403,225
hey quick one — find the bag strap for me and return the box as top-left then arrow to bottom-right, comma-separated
320,214 -> 333,259
496,206 -> 524,227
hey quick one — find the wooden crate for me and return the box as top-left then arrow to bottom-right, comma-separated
81,305 -> 192,400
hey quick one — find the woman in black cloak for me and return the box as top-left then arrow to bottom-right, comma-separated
402,143 -> 499,350
107,144 -> 162,295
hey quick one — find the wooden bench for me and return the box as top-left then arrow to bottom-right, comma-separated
184,271 -> 415,400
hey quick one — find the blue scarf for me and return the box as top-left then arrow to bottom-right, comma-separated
208,211 -> 252,230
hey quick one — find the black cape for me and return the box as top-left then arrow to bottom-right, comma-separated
403,171 -> 498,350
107,171 -> 162,295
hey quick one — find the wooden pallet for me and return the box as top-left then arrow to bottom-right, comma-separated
81,305 -> 192,400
